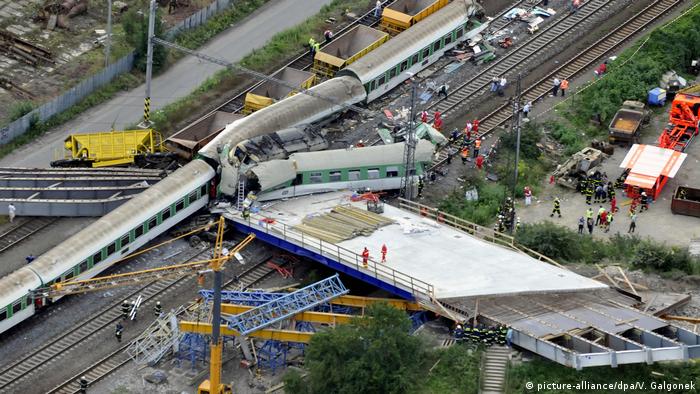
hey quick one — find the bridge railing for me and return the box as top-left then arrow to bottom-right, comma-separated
397,198 -> 564,268
238,212 -> 436,301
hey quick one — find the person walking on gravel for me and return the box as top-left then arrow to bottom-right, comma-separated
7,203 -> 15,223
551,77 -> 560,97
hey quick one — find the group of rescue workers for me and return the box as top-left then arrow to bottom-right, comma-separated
454,322 -> 512,347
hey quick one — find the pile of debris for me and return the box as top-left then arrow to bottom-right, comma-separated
35,0 -> 89,30
0,30 -> 54,66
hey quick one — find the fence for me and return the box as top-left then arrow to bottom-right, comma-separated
1,0 -> 239,146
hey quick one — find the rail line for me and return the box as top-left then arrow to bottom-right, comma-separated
427,0 -> 683,171
0,244 -> 214,393
45,246 -> 277,394
0,217 -> 59,254
427,0 -> 616,118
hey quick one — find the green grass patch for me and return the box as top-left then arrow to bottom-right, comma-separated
417,345 -> 482,394
514,221 -> 700,274
0,73 -> 142,160
7,101 -> 34,122
507,358 -> 700,394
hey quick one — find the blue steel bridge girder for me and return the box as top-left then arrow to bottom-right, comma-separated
223,274 -> 349,336
199,289 -> 287,306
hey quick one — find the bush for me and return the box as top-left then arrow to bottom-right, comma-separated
438,175 -> 506,226
8,101 -> 34,122
515,222 -> 586,262
499,123 -> 543,161
630,241 -> 697,273
418,346 -> 481,394
122,7 -> 168,73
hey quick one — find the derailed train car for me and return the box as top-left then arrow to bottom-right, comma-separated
0,1 -> 485,334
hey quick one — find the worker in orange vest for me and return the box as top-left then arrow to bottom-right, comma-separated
560,78 -> 569,97
361,247 -> 370,268
381,244 -> 387,263
473,138 -> 481,158
460,147 -> 469,165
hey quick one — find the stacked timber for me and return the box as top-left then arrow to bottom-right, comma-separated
294,205 -> 394,243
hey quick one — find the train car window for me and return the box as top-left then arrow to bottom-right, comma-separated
377,75 -> 386,86
456,26 -> 464,39
63,271 -> 74,281
386,166 -> 399,177
94,250 -> 103,265
12,301 -> 21,314
200,184 -> 207,197
79,260 -> 88,274
348,170 -> 361,181
162,207 -> 172,222
120,234 -> 130,248
0,308 -> 6,321
135,224 -> 144,238
444,33 -> 453,46
433,40 -> 442,53
399,59 -> 409,72
422,47 -> 430,60
329,171 -> 342,182
309,172 -> 323,184
411,53 -> 419,66
367,169 -> 380,179
26,295 -> 32,308
175,199 -> 185,212
107,242 -> 116,256
188,191 -> 198,204
148,216 -> 157,232
389,66 -> 397,80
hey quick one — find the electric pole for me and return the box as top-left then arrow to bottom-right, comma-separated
510,73 -> 523,233
141,0 -> 156,128
400,76 -> 418,201
105,0 -> 112,67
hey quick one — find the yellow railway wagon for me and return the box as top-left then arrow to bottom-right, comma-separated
57,129 -> 164,167
380,0 -> 449,35
312,25 -> 389,78
243,67 -> 316,114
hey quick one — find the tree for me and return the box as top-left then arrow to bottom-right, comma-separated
122,7 -> 168,73
284,303 -> 425,394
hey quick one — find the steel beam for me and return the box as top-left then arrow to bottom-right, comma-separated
179,321 -> 313,344
221,304 -> 354,325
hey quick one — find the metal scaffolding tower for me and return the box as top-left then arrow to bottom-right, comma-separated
126,308 -> 185,365
223,274 -> 348,335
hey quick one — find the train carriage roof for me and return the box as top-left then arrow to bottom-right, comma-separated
339,0 -> 479,84
0,268 -> 42,306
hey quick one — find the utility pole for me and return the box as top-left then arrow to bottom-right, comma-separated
141,0 -> 156,128
510,73 -> 523,233
400,76 -> 417,201
105,0 -> 112,67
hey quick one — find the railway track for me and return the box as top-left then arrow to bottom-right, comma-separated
0,244 -> 215,393
0,217 -> 59,253
427,0 -> 617,119
45,247 -> 277,394
427,0 -> 683,171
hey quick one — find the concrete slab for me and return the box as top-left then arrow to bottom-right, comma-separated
255,192 -> 607,299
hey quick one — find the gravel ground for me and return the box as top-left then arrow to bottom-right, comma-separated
0,217 -> 94,278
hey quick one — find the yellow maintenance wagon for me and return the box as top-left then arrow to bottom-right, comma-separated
311,25 -> 389,78
380,0 -> 449,35
51,129 -> 172,168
